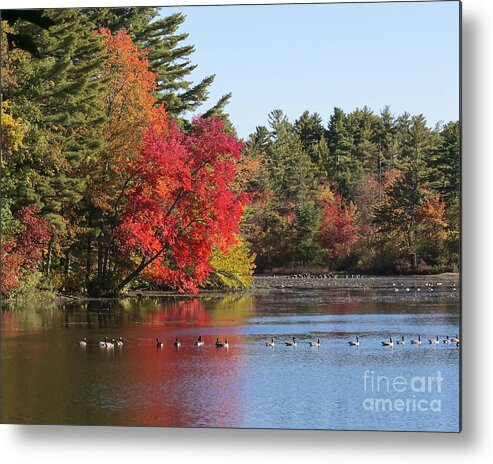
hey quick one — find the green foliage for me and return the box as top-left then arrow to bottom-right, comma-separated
326,107 -> 363,198
266,109 -> 317,203
429,121 -> 460,201
4,9 -> 106,233
294,200 -> 323,264
8,272 -> 56,304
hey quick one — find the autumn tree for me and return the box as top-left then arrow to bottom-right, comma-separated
80,27 -> 169,294
416,194 -> 449,267
1,206 -> 51,296
113,118 -> 248,293
208,237 -> 256,289
315,191 -> 359,264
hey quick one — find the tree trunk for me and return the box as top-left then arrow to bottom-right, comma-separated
117,245 -> 167,290
46,236 -> 54,275
64,250 -> 70,277
86,238 -> 92,282
97,239 -> 103,283
103,246 -> 110,279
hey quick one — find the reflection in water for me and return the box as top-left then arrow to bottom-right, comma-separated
1,287 -> 459,431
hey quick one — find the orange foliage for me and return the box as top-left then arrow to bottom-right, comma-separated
418,193 -> 448,240
88,28 -> 169,213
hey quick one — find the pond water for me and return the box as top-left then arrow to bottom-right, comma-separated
1,277 -> 460,431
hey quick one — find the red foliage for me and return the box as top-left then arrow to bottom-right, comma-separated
115,117 -> 249,292
316,194 -> 359,259
1,206 -> 51,296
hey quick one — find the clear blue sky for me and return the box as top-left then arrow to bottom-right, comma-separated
160,1 -> 460,139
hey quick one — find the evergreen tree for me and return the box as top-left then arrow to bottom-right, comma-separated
399,114 -> 440,191
266,110 -> 316,204
3,9 -> 107,272
347,106 -> 380,175
326,107 -> 363,198
429,121 -> 460,202
294,200 -> 322,265
375,106 -> 399,172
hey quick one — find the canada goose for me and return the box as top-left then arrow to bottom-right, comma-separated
173,337 -> 181,348
106,338 -> 115,349
382,336 -> 394,347
195,336 -> 204,347
98,336 -> 109,347
215,338 -> 228,348
443,336 -> 451,344
456,340 -> 460,347
265,337 -> 275,347
156,338 -> 164,348
309,338 -> 321,347
79,338 -> 87,347
348,336 -> 360,346
396,336 -> 405,345
411,336 -> 422,345
429,336 -> 440,345
285,337 -> 297,347
116,337 -> 123,347
450,334 -> 460,343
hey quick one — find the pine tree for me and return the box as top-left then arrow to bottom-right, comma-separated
326,107 -> 363,198
429,121 -> 460,202
4,9 -> 107,273
266,110 -> 316,205
375,106 -> 399,172
347,107 -> 380,175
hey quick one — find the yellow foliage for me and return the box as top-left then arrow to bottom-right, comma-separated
1,101 -> 27,158
209,237 -> 256,289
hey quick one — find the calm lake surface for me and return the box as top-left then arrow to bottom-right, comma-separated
1,276 -> 460,431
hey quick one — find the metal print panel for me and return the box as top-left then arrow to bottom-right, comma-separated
0,1 -> 461,431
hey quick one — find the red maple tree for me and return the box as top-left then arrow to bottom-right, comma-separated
114,118 -> 249,292
316,193 -> 359,259
1,206 -> 51,296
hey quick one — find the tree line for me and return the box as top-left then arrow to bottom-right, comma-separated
242,107 -> 459,274
1,8 -> 459,299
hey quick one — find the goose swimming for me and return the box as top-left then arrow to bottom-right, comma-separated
381,336 -> 394,347
285,337 -> 297,347
348,336 -> 360,347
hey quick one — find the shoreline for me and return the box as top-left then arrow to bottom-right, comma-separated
2,274 -> 460,307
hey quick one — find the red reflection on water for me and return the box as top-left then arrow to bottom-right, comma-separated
106,298 -> 248,427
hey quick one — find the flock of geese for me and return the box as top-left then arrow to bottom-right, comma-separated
348,334 -> 460,347
79,334 -> 459,349
79,336 -> 230,349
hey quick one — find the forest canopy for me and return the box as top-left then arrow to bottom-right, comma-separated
1,8 -> 459,298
